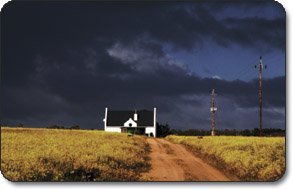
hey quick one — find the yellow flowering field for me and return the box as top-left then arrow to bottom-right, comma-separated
166,135 -> 285,181
1,127 -> 150,181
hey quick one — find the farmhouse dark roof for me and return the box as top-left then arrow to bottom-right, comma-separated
107,110 -> 154,127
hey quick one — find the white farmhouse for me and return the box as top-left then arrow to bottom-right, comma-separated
103,108 -> 157,137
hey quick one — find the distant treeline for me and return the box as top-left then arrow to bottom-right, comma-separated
170,128 -> 285,137
46,125 -> 81,130
15,123 -> 84,130
156,123 -> 285,137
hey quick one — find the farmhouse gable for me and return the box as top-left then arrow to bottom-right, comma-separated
124,118 -> 137,127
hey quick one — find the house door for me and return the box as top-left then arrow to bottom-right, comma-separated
121,127 -> 135,134
121,127 -> 127,133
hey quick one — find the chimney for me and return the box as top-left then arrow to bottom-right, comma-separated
134,110 -> 138,121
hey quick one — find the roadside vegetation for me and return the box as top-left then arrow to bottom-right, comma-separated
166,135 -> 285,181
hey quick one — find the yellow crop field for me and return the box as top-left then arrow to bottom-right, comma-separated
1,127 -> 150,181
166,135 -> 285,181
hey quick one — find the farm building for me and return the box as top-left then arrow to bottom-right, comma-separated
103,108 -> 157,137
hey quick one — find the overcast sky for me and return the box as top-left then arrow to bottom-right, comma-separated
1,0 -> 285,130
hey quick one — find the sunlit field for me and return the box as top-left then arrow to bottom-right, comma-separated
1,127 -> 150,181
166,135 -> 285,181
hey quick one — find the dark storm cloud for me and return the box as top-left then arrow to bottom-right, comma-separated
1,1 -> 285,129
2,1 -> 285,54
210,76 -> 286,108
1,1 -> 285,70
2,39 -> 285,128
221,17 -> 285,50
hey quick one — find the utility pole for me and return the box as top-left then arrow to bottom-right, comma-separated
210,89 -> 217,136
255,56 -> 267,136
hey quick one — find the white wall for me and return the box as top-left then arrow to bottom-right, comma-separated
105,127 -> 121,133
105,126 -> 156,137
103,107 -> 108,131
153,108 -> 157,137
145,127 -> 156,137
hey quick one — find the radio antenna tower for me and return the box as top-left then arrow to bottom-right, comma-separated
210,89 -> 217,136
254,56 -> 267,136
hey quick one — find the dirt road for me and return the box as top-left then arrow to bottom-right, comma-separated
144,138 -> 231,181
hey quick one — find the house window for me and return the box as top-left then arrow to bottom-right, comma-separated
129,123 -> 132,127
